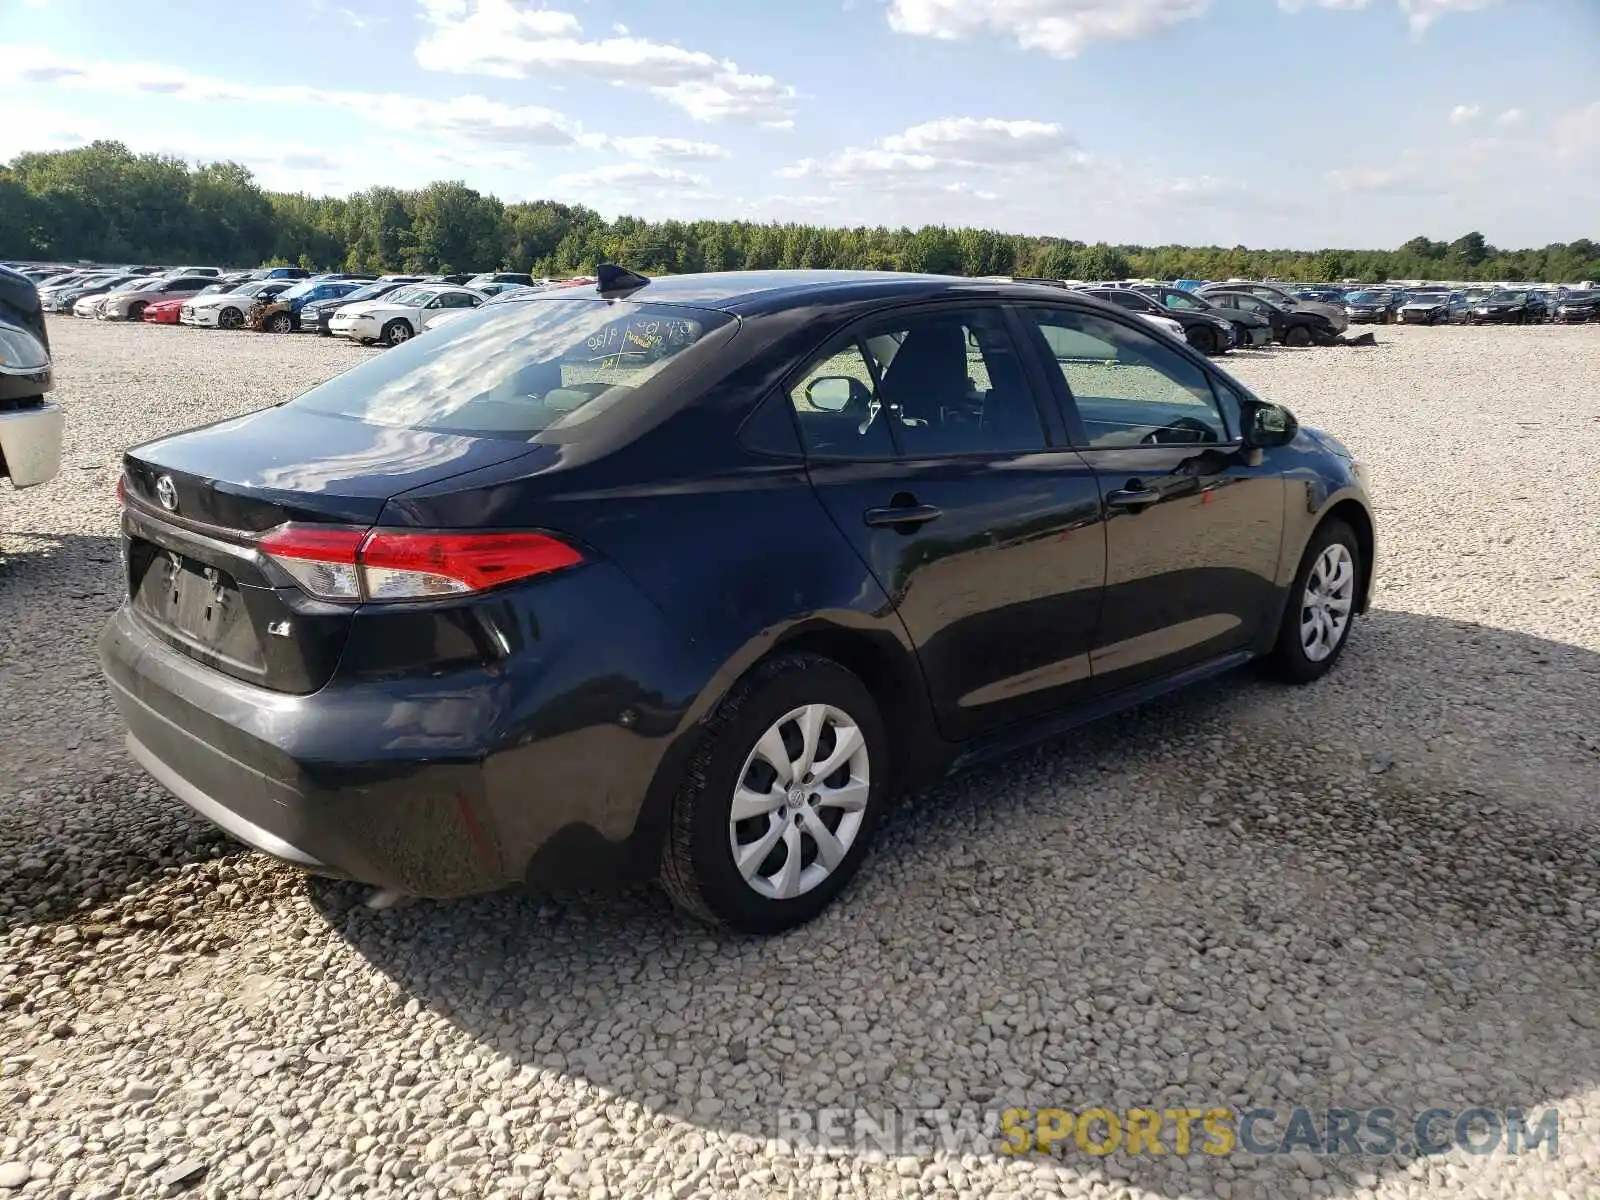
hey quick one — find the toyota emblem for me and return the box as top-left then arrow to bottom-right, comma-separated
155,475 -> 178,512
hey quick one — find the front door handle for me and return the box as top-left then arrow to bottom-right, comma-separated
864,503 -> 942,529
1105,486 -> 1162,510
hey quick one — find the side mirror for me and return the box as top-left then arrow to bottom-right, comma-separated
1241,400 -> 1298,448
805,375 -> 865,412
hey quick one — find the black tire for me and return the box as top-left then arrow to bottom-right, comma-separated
266,312 -> 293,334
218,307 -> 243,330
1266,519 -> 1361,684
659,654 -> 889,934
1284,324 -> 1312,347
127,301 -> 146,321
1189,324 -> 1218,356
381,319 -> 413,347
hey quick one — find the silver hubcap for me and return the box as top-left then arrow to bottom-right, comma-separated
729,703 -> 870,901
391,324 -> 410,343
1301,543 -> 1355,662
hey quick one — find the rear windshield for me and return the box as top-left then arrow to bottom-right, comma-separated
289,298 -> 729,440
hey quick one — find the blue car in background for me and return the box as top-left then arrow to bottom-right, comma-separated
251,279 -> 367,332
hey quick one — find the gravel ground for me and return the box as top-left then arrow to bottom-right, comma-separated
1,318 -> 1597,1200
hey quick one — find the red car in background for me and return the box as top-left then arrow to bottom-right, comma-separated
143,282 -> 235,325
140,296 -> 187,325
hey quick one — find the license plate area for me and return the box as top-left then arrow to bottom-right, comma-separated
131,541 -> 266,672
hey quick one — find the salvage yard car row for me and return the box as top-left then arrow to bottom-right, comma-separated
12,262 -> 1600,376
18,264 -> 599,346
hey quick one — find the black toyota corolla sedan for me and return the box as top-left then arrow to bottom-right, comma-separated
100,269 -> 1375,933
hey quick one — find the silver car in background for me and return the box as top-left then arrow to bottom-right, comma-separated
97,274 -> 220,321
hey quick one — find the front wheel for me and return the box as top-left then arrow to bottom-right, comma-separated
217,307 -> 243,330
1267,520 -> 1361,684
660,654 -> 888,933
266,312 -> 293,334
381,319 -> 413,347
1189,325 -> 1218,356
1284,324 -> 1312,347
127,301 -> 147,321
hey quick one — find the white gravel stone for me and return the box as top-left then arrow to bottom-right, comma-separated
2,319 -> 1598,1199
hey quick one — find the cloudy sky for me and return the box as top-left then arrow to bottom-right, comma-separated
2,0 -> 1597,248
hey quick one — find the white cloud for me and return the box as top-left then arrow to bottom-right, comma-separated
1397,0 -> 1499,34
0,47 -> 728,163
1276,0 -> 1370,11
1279,0 -> 1499,31
1494,107 -> 1525,127
413,0 -> 797,125
604,136 -> 729,161
783,117 -> 1078,189
552,163 -> 707,188
769,114 -> 1274,242
886,0 -> 1209,57
881,117 -> 1071,162
1324,165 -> 1427,193
1449,104 -> 1481,124
1552,101 -> 1600,162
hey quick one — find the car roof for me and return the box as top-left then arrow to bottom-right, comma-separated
520,269 -> 1104,317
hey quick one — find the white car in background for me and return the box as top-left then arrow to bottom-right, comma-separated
1138,313 -> 1188,341
327,285 -> 484,346
179,280 -> 295,330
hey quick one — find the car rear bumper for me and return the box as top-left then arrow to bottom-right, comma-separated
98,563 -> 701,897
0,400 -> 64,487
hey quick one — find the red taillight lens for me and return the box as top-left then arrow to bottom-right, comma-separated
258,525 -> 367,600
361,530 -> 583,599
115,475 -> 126,506
258,524 -> 582,602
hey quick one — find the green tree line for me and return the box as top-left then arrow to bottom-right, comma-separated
4,141 -> 1597,284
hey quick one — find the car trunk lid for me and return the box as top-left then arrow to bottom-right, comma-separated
120,405 -> 539,694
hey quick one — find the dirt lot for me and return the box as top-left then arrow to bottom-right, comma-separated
1,317 -> 1597,1199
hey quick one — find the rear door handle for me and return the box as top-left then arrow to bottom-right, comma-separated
1105,486 -> 1162,510
864,504 -> 943,529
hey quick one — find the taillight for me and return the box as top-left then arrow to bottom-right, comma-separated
258,525 -> 582,602
115,475 -> 126,506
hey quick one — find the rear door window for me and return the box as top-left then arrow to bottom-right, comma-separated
866,308 -> 1047,456
786,307 -> 1047,458
787,345 -> 897,459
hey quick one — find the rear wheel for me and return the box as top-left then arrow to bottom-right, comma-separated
217,307 -> 243,330
381,319 -> 413,346
1284,324 -> 1312,347
660,654 -> 888,933
1267,520 -> 1360,684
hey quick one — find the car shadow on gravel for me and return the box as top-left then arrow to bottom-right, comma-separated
302,611 -> 1600,1196
309,607 -> 1600,1195
0,532 -> 239,934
